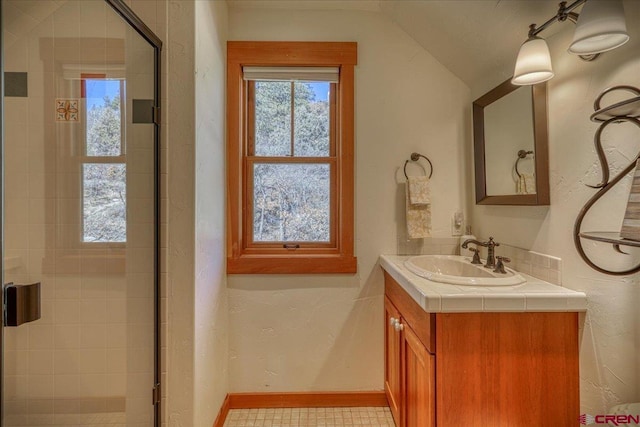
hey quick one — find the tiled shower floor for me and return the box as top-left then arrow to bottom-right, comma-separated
4,411 -> 127,426
223,407 -> 396,427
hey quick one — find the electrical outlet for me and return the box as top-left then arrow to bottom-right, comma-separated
451,211 -> 463,236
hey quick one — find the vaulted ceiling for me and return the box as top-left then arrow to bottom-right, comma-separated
226,0 -> 590,89
4,0 -> 636,90
378,1 -> 568,89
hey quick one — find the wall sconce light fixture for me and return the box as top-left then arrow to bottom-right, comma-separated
512,0 -> 629,86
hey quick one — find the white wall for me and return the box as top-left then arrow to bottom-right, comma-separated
471,0 -> 640,413
163,1 -> 199,423
127,0 -> 229,425
227,7 -> 470,392
194,0 -> 229,424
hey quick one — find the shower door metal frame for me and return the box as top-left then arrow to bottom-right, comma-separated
0,0 -> 5,424
103,3 -> 163,425
0,1 -> 163,426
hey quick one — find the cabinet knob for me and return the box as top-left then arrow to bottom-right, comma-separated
389,317 -> 397,326
394,321 -> 404,332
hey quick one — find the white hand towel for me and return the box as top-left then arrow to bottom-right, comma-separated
516,176 -> 523,194
407,176 -> 431,205
620,159 -> 640,241
406,184 -> 431,239
516,173 -> 536,194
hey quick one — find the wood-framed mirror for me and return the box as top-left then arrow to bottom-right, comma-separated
473,79 -> 550,205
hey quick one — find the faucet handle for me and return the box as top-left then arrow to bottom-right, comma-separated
468,247 -> 482,265
493,256 -> 511,274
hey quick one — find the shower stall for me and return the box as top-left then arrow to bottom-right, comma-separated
0,0 -> 161,425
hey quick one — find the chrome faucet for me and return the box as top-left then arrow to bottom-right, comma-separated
461,237 -> 500,268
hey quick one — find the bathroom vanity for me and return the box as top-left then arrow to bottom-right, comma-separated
380,255 -> 587,427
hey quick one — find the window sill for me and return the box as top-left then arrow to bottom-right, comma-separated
227,255 -> 357,274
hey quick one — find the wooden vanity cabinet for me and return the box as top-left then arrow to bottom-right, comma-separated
384,297 -> 403,424
402,322 -> 435,427
384,268 -> 436,427
383,271 -> 579,427
385,296 -> 435,427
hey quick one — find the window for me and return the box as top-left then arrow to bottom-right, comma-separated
248,76 -> 334,244
81,75 -> 127,243
227,42 -> 357,274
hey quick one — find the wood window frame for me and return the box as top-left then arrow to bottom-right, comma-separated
227,41 -> 357,274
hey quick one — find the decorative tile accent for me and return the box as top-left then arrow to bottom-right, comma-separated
4,72 -> 28,97
223,407 -> 396,427
55,99 -> 79,122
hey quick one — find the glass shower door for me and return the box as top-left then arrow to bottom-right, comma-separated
1,1 -> 160,425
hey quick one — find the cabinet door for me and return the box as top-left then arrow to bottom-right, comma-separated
384,297 -> 402,426
402,322 -> 435,427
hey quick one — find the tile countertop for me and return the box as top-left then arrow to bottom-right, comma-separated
379,255 -> 587,313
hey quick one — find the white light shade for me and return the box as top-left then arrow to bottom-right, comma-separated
512,37 -> 554,86
569,0 -> 629,55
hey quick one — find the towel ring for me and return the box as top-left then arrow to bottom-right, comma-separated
515,150 -> 534,178
404,152 -> 433,180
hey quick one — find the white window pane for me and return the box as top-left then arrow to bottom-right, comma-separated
253,163 -> 330,242
294,82 -> 330,157
86,79 -> 122,156
83,163 -> 126,242
254,81 -> 291,156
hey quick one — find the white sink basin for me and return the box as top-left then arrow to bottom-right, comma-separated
404,255 -> 526,286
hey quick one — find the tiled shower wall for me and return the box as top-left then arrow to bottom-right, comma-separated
3,1 -> 156,425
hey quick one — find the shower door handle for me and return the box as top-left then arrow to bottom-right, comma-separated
3,282 -> 41,327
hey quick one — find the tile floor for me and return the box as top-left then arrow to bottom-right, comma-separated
223,407 -> 397,426
5,411 -> 128,426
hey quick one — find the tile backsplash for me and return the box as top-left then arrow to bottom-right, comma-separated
476,243 -> 562,285
396,236 -> 461,256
